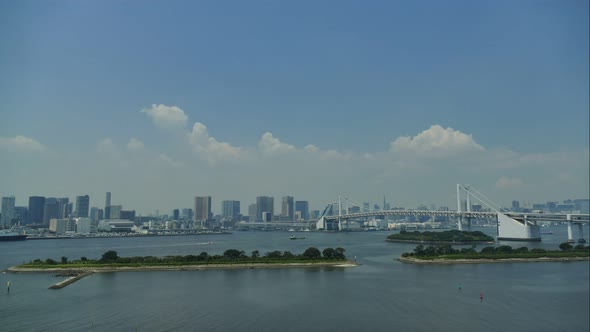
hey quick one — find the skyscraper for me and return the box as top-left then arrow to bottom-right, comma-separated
194,196 -> 212,223
105,192 -> 111,219
1,196 -> 16,228
295,201 -> 309,220
281,196 -> 294,221
56,198 -> 70,218
173,209 -> 180,221
43,198 -> 60,225
256,196 -> 274,222
28,196 -> 45,225
221,200 -> 240,219
75,195 -> 90,218
248,204 -> 257,222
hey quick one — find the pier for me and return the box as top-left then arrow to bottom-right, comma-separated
48,271 -> 93,289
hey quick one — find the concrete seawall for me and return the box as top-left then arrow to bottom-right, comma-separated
49,271 -> 93,289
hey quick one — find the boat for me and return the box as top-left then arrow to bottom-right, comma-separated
0,232 -> 27,241
290,234 -> 306,240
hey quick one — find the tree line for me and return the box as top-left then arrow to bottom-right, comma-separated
402,243 -> 590,259
25,247 -> 347,267
387,230 -> 494,243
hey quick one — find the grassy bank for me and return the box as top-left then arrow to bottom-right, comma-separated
387,230 -> 494,243
399,243 -> 590,263
14,247 -> 350,270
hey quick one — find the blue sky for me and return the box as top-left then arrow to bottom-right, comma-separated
1,1 -> 588,214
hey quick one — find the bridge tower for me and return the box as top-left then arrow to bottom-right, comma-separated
457,184 -> 541,241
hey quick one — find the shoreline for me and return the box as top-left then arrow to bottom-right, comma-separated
7,260 -> 359,273
386,239 -> 495,245
397,256 -> 590,264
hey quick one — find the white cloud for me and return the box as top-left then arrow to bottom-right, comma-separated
187,122 -> 242,164
496,176 -> 523,189
141,104 -> 188,130
390,125 -> 484,157
156,154 -> 185,168
126,138 -> 144,150
0,135 -> 45,152
258,132 -> 296,154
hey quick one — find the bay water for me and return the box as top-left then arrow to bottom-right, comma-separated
1,226 -> 588,331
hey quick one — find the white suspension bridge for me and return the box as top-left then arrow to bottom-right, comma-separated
316,184 -> 589,242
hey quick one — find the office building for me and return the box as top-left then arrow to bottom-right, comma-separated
120,210 -> 136,221
89,207 -> 100,222
1,196 -> 16,228
248,204 -> 257,222
28,196 -> 45,225
76,195 -> 90,218
194,196 -> 212,223
281,196 -> 294,221
256,196 -> 274,222
57,198 -> 70,218
49,218 -> 73,235
295,201 -> 309,220
76,218 -> 92,234
110,205 -> 122,219
43,198 -> 59,225
14,206 -> 28,225
221,200 -> 240,219
173,209 -> 180,221
105,192 -> 111,219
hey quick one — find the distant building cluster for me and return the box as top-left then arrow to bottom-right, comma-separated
1,191 -> 588,235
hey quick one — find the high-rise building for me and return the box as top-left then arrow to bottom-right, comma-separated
110,205 -> 122,219
75,195 -> 90,218
248,204 -> 257,222
1,196 -> 16,228
28,196 -> 45,225
181,208 -> 193,221
511,200 -> 520,212
14,206 -> 28,225
105,192 -> 111,219
295,201 -> 309,220
221,200 -> 240,219
173,209 -> 180,221
43,198 -> 59,225
194,196 -> 212,223
57,198 -> 70,218
256,196 -> 274,222
281,196 -> 294,221
90,207 -> 100,222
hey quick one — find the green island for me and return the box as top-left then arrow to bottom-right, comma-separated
9,247 -> 354,272
398,242 -> 590,264
386,229 -> 495,244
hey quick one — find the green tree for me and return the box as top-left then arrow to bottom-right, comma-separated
559,242 -> 573,252
45,258 -> 57,265
61,256 -> 68,264
322,248 -> 337,259
303,247 -> 321,260
101,250 -> 119,262
223,249 -> 242,260
251,250 -> 260,259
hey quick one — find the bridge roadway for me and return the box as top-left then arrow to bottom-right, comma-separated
322,210 -> 590,223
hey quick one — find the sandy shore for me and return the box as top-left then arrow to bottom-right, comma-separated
397,256 -> 590,264
7,261 -> 359,273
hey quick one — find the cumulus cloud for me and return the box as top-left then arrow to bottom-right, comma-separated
390,125 -> 484,157
126,138 -> 144,150
141,104 -> 188,130
258,132 -> 296,154
0,135 -> 45,152
496,176 -> 523,189
187,122 -> 242,163
156,154 -> 185,168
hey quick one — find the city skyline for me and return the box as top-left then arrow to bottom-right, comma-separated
1,1 -> 588,214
